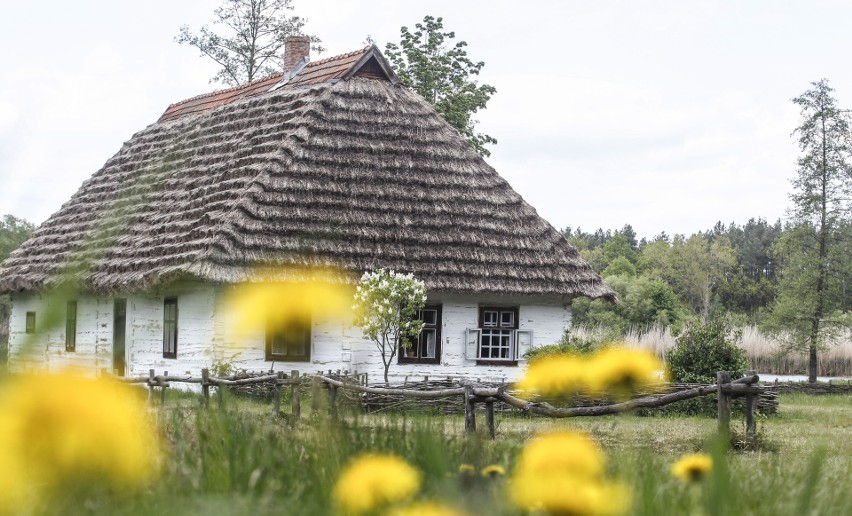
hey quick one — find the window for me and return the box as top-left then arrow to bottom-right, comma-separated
65,301 -> 77,352
163,298 -> 178,359
465,307 -> 533,364
478,307 -> 518,362
25,312 -> 36,334
399,305 -> 442,364
266,315 -> 311,362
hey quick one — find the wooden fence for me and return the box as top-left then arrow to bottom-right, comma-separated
116,368 -> 767,441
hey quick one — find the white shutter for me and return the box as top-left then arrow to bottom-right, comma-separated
464,328 -> 481,360
515,330 -> 533,361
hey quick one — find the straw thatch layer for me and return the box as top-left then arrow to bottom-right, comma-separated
0,77 -> 614,301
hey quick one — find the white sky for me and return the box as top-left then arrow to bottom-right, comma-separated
2,0 -> 851,239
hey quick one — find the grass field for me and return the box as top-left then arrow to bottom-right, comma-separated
37,390 -> 852,515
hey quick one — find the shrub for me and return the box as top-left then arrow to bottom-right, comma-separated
666,319 -> 750,383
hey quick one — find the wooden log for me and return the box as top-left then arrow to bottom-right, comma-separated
717,371 -> 731,435
329,383 -> 338,420
147,369 -> 155,405
485,400 -> 495,439
159,371 -> 168,406
745,371 -> 756,440
311,375 -> 321,415
291,370 -> 301,422
317,375 -> 465,398
464,384 -> 476,434
498,383 -> 721,418
272,371 -> 284,419
201,368 -> 210,407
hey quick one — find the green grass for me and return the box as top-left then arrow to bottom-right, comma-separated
47,392 -> 852,515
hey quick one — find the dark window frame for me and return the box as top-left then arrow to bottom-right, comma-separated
399,305 -> 442,365
163,298 -> 178,359
265,315 -> 312,362
477,306 -> 519,366
25,311 -> 36,334
65,300 -> 77,352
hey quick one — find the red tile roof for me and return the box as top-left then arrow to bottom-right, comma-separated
158,47 -> 373,123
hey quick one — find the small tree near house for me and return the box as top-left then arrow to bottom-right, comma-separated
353,269 -> 427,384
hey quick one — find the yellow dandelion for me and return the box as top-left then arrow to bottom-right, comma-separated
481,464 -> 506,477
515,354 -> 588,398
671,453 -> 713,482
458,463 -> 475,475
388,501 -> 468,516
514,431 -> 606,480
223,267 -> 354,339
0,372 -> 160,510
509,473 -> 630,515
584,346 -> 664,397
333,454 -> 421,514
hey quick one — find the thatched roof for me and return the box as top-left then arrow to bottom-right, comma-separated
0,45 -> 615,301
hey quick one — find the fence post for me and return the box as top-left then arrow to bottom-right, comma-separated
160,371 -> 168,405
328,375 -> 339,420
311,375 -> 321,415
717,371 -> 731,435
147,369 -> 155,405
745,369 -> 757,441
464,384 -> 476,435
291,370 -> 301,422
485,399 -> 495,439
201,368 -> 210,407
271,371 -> 284,419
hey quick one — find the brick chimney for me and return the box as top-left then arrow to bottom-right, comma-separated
284,35 -> 311,71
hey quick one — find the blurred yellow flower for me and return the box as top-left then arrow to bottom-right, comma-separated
481,464 -> 506,477
510,431 -> 629,515
671,453 -> 713,482
514,431 -> 605,480
458,463 -> 475,475
514,354 -> 587,398
0,372 -> 160,510
585,346 -> 664,397
388,501 -> 468,516
333,454 -> 421,514
509,473 -> 630,516
223,268 -> 354,338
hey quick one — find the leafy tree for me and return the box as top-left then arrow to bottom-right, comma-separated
0,214 -> 34,262
352,269 -> 426,384
1,214 -> 35,362
602,256 -> 636,278
176,0 -> 322,86
767,79 -> 852,382
385,16 -> 497,156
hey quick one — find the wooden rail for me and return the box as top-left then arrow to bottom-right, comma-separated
113,368 -> 765,440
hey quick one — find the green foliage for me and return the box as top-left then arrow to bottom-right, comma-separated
384,15 -> 497,156
523,330 -> 602,362
666,319 -> 750,384
603,256 -> 637,278
572,275 -> 687,334
352,269 -> 426,383
0,214 -> 34,263
176,0 -> 323,86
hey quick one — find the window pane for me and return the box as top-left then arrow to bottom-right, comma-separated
422,329 -> 436,358
500,311 -> 514,328
421,309 -> 437,326
25,312 -> 36,334
483,311 -> 498,327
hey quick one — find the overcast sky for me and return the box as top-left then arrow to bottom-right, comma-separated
2,0 -> 851,239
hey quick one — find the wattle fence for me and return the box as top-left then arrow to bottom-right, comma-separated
115,368 -> 773,440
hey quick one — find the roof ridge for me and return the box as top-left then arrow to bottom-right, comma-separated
164,46 -> 373,111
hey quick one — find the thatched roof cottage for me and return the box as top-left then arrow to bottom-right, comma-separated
0,39 -> 613,382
